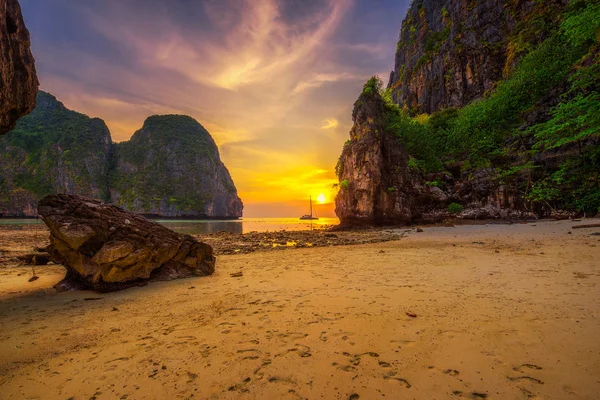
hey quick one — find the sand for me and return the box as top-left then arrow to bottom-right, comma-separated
0,220 -> 599,399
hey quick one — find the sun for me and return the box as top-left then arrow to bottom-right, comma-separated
317,193 -> 326,204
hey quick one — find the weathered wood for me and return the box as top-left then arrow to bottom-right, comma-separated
571,223 -> 600,230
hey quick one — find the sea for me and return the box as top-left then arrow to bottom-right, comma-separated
0,217 -> 340,235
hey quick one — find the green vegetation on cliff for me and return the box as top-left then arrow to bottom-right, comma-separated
350,0 -> 600,214
0,91 -> 112,212
110,115 -> 242,217
0,96 -> 243,218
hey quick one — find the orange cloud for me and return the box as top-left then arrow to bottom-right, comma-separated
321,118 -> 339,130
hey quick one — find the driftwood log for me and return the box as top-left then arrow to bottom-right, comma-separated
571,223 -> 600,230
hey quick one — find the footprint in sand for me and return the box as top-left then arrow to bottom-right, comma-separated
520,387 -> 543,399
267,375 -> 297,385
277,331 -> 309,341
331,331 -> 354,340
391,339 -> 417,348
451,391 -> 489,399
334,351 -> 409,388
383,376 -> 412,388
237,348 -> 262,360
444,369 -> 460,377
275,344 -> 312,358
508,376 -> 544,384
227,377 -> 251,393
509,364 -> 544,385
513,363 -> 543,373
332,362 -> 357,372
253,359 -> 272,379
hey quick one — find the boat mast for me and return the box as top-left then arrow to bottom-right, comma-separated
309,196 -> 313,217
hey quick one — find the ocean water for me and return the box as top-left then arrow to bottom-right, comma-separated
0,217 -> 340,234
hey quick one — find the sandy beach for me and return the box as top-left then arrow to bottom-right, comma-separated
0,220 -> 599,399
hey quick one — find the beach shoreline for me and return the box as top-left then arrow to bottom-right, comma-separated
0,219 -> 599,399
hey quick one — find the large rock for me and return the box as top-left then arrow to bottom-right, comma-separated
0,0 -> 38,134
38,194 -> 215,292
335,88 -> 437,226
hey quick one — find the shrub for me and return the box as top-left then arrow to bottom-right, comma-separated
407,156 -> 420,170
448,202 -> 463,214
340,179 -> 350,189
362,76 -> 382,95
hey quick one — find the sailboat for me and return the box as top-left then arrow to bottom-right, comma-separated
300,196 -> 319,220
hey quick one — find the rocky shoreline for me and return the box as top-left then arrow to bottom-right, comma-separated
4,216 -> 597,267
0,223 -> 407,267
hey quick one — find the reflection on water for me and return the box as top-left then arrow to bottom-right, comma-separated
0,217 -> 340,234
157,217 -> 340,234
156,220 -> 243,235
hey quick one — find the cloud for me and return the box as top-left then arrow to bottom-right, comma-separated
321,118 -> 339,130
291,72 -> 359,95
84,0 -> 352,91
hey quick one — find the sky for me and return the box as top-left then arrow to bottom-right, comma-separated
20,0 -> 411,217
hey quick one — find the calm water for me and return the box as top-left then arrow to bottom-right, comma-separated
0,217 -> 340,234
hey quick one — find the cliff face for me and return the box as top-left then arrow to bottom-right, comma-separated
388,0 -> 566,114
0,0 -> 38,134
335,86 -> 442,226
336,1 -> 599,225
110,115 -> 243,218
0,91 -> 112,216
0,94 -> 243,218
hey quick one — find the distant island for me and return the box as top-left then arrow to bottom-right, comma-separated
0,91 -> 243,219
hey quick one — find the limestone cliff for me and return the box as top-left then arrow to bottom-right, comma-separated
110,115 -> 243,218
336,0 -> 599,225
0,91 -> 112,216
388,0 -> 566,114
335,85 -> 441,226
0,0 -> 38,134
0,93 -> 243,218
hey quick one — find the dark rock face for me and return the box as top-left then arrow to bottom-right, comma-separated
0,0 -> 38,134
110,115 -> 243,218
38,194 -> 215,292
335,90 -> 439,226
0,93 -> 243,218
388,0 -> 566,114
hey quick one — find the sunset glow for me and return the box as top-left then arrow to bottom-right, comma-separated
20,0 -> 410,217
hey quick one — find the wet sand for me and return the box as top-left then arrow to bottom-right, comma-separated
0,220 -> 599,399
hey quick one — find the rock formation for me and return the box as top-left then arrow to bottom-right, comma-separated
0,0 -> 38,134
38,194 -> 215,292
335,87 -> 440,226
388,0 -> 566,114
111,115 -> 243,218
335,0 -> 598,225
0,91 -> 113,216
0,92 -> 243,218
